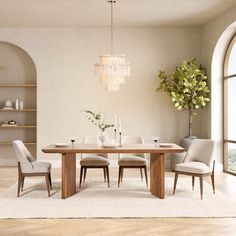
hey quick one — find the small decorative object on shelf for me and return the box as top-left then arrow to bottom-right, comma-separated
3,100 -> 13,109
15,99 -> 19,110
19,101 -> 24,110
1,120 -> 18,127
8,120 -> 17,125
83,110 -> 114,146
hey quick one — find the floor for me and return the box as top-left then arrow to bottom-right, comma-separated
0,167 -> 236,236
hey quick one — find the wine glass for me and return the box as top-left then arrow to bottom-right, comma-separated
70,137 -> 76,146
152,136 -> 160,147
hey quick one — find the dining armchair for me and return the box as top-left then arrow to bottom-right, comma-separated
79,136 -> 110,188
12,140 -> 52,197
172,139 -> 215,199
118,136 -> 148,187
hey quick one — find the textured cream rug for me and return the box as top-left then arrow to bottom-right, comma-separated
0,177 -> 235,218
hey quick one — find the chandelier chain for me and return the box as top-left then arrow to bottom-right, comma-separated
109,0 -> 115,55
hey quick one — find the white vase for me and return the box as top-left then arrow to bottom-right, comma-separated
97,131 -> 107,147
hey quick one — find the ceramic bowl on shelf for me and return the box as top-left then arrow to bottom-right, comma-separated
8,120 -> 16,125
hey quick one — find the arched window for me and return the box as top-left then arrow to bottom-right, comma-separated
224,34 -> 236,174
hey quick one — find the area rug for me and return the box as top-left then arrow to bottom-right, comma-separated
0,177 -> 235,218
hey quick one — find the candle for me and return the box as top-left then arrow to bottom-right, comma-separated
119,118 -> 122,133
114,115 -> 117,129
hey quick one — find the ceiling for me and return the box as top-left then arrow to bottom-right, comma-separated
0,0 -> 235,27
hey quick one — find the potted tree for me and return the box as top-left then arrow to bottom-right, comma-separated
156,58 -> 210,168
157,58 -> 210,137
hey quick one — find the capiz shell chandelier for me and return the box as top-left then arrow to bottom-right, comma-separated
95,0 -> 130,91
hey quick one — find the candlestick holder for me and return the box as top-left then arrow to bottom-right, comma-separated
119,131 -> 122,147
114,128 -> 117,142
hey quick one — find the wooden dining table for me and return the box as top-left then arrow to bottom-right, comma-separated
42,143 -> 185,199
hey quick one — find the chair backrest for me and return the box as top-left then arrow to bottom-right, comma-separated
12,140 -> 35,172
120,136 -> 145,158
82,136 -> 107,158
184,139 -> 214,167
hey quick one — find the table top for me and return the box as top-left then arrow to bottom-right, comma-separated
42,143 -> 185,154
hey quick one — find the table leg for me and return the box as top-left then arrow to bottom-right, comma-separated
61,153 -> 76,199
150,153 -> 165,199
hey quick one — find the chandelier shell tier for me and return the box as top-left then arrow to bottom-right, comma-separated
95,54 -> 130,91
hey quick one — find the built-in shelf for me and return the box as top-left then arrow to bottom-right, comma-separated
0,125 -> 37,128
0,142 -> 36,145
0,43 -> 37,166
0,109 -> 36,112
0,84 -> 36,87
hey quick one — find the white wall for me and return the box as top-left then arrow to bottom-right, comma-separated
200,6 -> 236,166
0,26 -> 201,163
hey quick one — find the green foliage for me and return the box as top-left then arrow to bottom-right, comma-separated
83,110 -> 114,132
156,58 -> 210,113
228,149 -> 236,172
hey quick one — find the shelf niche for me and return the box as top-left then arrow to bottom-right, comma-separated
0,41 -> 37,166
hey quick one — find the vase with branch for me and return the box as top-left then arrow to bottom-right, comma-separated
83,110 -> 114,146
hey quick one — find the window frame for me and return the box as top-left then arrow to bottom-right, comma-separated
223,33 -> 236,175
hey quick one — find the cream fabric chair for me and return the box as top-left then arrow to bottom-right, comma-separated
173,139 -> 215,199
79,136 -> 110,187
12,140 -> 52,197
118,136 -> 148,187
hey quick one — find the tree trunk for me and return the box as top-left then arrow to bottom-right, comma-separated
188,110 -> 193,137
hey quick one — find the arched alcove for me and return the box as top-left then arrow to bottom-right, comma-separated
211,22 -> 236,171
0,41 -> 37,166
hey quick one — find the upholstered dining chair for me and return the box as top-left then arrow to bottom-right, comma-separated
118,136 -> 148,187
12,140 -> 52,197
79,136 -> 110,188
173,139 -> 215,200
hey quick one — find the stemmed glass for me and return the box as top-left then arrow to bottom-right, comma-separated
70,137 -> 76,146
152,136 -> 160,147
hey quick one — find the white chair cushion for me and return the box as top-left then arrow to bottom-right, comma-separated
23,161 -> 51,174
175,161 -> 211,174
118,156 -> 147,166
80,156 -> 109,166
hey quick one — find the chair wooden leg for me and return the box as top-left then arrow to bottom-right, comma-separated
17,174 -> 22,197
144,166 -> 148,187
21,176 -> 25,191
79,167 -> 84,188
118,166 -> 121,187
173,173 -> 178,195
83,168 -> 87,182
121,167 -> 124,182
48,172 -> 52,190
211,172 -> 215,194
106,167 -> 110,188
192,176 -> 195,191
140,168 -> 143,182
199,176 -> 203,200
45,174 -> 51,197
103,167 -> 107,182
